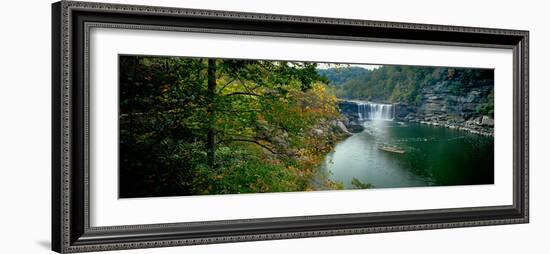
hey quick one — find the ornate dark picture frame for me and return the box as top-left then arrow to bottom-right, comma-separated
52,1 -> 529,253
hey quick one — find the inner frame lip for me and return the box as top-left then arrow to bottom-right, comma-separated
85,23 -> 515,230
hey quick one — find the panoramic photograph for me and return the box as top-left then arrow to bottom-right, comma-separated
118,55 -> 494,198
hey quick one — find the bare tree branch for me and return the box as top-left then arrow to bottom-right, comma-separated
229,138 -> 277,154
224,92 -> 261,97
217,78 -> 237,93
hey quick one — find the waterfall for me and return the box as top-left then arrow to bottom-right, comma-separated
357,102 -> 394,121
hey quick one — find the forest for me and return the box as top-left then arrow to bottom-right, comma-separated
324,65 -> 494,116
119,56 -> 347,198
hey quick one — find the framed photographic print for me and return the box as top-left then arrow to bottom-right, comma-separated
52,1 -> 529,253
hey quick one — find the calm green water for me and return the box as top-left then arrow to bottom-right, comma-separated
321,120 -> 494,189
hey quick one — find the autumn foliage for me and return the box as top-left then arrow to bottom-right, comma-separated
119,56 -> 346,197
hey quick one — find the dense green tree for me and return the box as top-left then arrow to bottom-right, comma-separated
316,66 -> 370,86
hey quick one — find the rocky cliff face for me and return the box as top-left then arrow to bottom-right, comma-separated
394,80 -> 494,136
337,79 -> 494,136
336,101 -> 365,133
339,101 -> 361,118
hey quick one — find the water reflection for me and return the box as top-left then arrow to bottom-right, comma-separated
321,120 -> 494,189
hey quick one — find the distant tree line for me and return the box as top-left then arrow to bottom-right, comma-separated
316,66 -> 370,86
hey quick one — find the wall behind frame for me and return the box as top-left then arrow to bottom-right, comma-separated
0,0 -> 546,253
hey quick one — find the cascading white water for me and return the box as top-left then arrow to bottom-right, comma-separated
357,102 -> 394,121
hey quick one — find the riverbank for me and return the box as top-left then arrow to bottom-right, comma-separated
405,117 -> 493,136
394,102 -> 494,137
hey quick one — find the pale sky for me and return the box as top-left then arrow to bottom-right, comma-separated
316,63 -> 381,70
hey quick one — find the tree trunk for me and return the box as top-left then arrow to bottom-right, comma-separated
206,59 -> 217,169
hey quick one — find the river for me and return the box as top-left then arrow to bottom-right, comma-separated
320,119 -> 494,189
